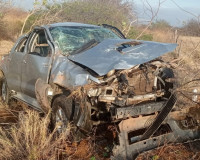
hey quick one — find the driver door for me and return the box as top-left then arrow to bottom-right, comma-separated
21,29 -> 52,98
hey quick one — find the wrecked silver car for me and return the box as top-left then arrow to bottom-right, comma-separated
0,22 -> 200,159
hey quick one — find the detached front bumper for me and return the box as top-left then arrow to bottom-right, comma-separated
112,106 -> 200,159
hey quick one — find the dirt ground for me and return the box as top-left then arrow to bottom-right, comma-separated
137,141 -> 200,160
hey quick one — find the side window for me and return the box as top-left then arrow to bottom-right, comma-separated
15,37 -> 28,52
29,30 -> 51,57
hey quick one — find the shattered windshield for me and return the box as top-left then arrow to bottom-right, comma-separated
49,26 -> 121,55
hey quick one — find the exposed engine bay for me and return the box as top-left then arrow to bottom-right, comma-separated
84,60 -> 174,124
72,60 -> 200,159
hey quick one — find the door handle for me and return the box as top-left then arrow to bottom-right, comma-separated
23,60 -> 27,64
42,63 -> 49,67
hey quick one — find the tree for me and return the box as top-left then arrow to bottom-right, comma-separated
23,0 -> 135,34
181,19 -> 200,37
151,19 -> 171,30
20,0 -> 49,35
0,0 -> 15,40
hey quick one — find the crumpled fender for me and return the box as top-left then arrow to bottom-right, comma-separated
35,78 -> 51,113
50,56 -> 100,90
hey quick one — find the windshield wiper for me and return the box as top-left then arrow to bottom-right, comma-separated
70,39 -> 99,55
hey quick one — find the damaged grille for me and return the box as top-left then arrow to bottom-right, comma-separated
86,60 -> 175,124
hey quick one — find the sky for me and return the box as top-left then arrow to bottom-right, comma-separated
13,0 -> 200,27
135,0 -> 200,26
12,0 -> 33,10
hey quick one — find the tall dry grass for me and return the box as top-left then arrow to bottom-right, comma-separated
152,30 -> 175,43
0,40 -> 14,55
148,29 -> 200,108
0,110 -> 66,160
173,36 -> 200,108
0,107 -> 100,160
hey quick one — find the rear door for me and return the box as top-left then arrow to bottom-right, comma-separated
21,29 -> 52,98
6,36 -> 28,92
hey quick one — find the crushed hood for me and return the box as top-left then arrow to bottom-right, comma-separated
68,39 -> 177,76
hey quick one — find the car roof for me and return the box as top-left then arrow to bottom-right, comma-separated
45,22 -> 100,28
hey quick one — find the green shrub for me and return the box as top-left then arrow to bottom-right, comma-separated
127,27 -> 153,41
139,34 -> 153,41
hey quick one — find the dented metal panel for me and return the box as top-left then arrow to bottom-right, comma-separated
68,39 -> 177,76
35,78 -> 51,113
112,101 -> 165,120
50,55 -> 100,90
112,107 -> 200,159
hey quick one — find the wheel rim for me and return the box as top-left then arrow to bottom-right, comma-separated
55,107 -> 68,133
2,81 -> 6,102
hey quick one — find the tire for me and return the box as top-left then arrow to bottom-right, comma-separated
50,94 -> 92,141
51,95 -> 74,135
0,78 -> 10,105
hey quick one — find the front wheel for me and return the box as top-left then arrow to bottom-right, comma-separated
50,94 -> 92,141
51,95 -> 75,136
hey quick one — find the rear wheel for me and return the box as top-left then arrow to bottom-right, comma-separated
1,78 -> 10,105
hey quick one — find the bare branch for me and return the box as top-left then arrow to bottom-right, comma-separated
170,0 -> 198,19
136,0 -> 165,39
20,10 -> 36,35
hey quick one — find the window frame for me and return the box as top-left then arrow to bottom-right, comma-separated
27,28 -> 51,57
14,37 -> 28,53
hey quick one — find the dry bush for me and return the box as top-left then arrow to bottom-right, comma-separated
146,28 -> 200,108
172,36 -> 200,107
0,18 -> 10,41
0,110 -> 66,160
181,19 -> 200,37
0,107 -> 109,160
0,2 -> 27,41
3,7 -> 27,40
151,30 -> 175,43
0,1 -> 14,41
22,0 -> 135,34
0,40 -> 14,55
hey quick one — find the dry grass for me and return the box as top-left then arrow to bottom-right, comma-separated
0,106 -> 110,160
173,36 -> 200,108
4,8 -> 27,23
4,8 -> 27,40
0,40 -> 14,55
0,110 -> 66,160
137,142 -> 200,160
148,30 -> 200,108
152,30 -> 175,43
